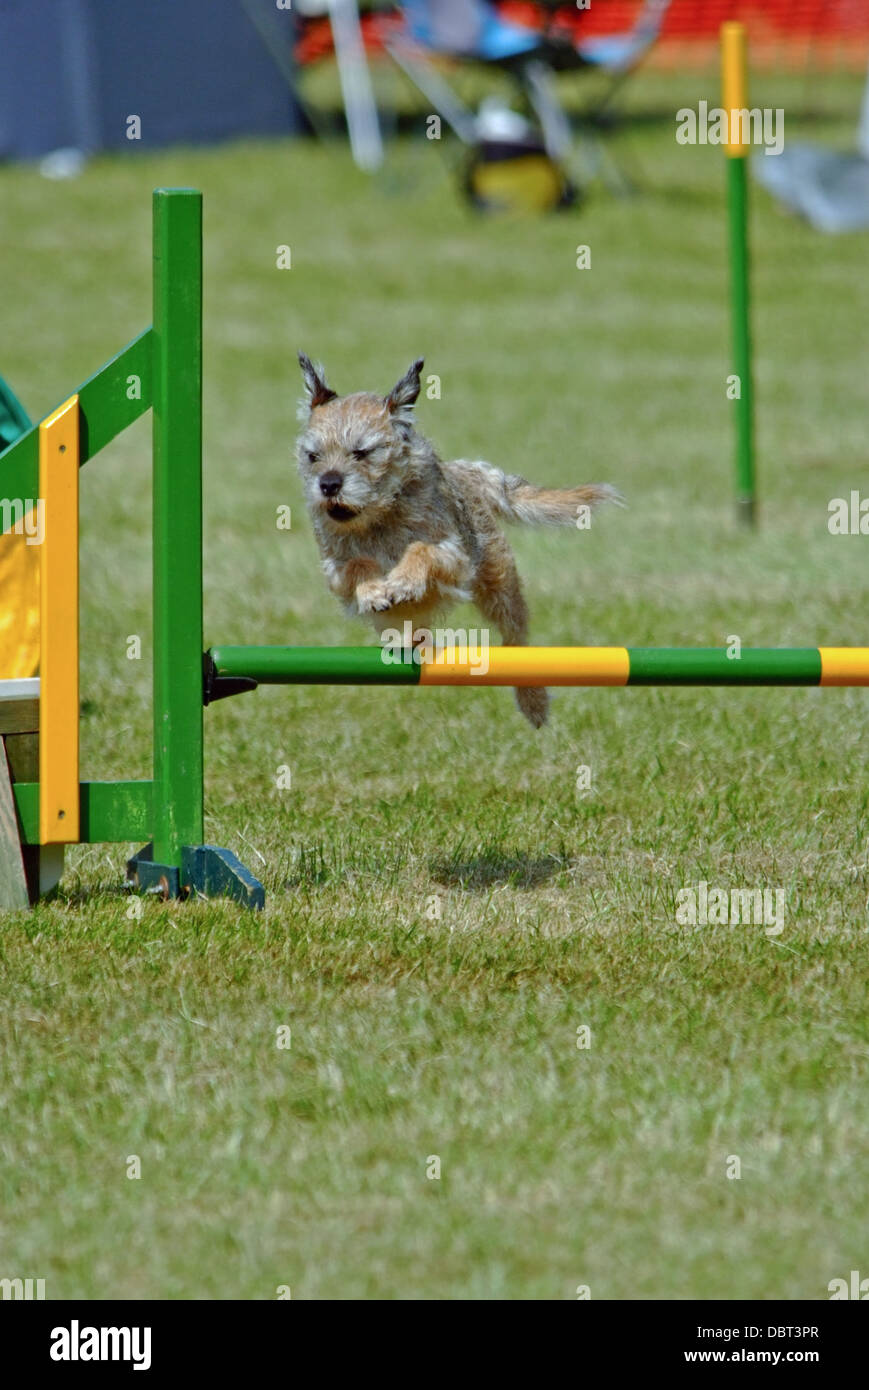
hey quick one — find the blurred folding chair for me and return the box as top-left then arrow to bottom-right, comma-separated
387,0 -> 672,190
388,0 -> 567,155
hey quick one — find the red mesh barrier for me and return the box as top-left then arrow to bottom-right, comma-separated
295,3 -> 869,70
501,1 -> 869,40
499,1 -> 869,67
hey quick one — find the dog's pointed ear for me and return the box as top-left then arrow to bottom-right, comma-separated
386,358 -> 424,415
298,352 -> 337,410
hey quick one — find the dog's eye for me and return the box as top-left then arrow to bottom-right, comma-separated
306,448 -> 320,463
352,447 -> 371,461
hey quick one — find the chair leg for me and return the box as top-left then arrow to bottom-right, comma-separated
517,60 -> 572,162
580,122 -> 641,195
578,59 -> 657,195
523,59 -> 572,161
586,65 -> 635,124
385,38 -> 479,144
520,59 -> 639,196
0,738 -> 30,911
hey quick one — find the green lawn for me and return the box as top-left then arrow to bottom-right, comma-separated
2,71 -> 869,1299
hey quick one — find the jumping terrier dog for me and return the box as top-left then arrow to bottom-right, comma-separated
296,354 -> 619,726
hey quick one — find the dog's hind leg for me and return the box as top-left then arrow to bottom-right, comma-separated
472,537 -> 549,728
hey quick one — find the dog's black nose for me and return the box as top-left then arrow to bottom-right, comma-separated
319,471 -> 343,497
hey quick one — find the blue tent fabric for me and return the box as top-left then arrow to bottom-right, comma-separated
0,0 -> 302,162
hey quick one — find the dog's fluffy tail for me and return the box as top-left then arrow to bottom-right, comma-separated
454,461 -> 622,527
500,475 -> 622,527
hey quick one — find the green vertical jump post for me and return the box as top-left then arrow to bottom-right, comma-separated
722,21 -> 756,527
151,189 -> 205,868
127,188 -> 263,908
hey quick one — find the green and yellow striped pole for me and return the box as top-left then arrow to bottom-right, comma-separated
722,21 -> 756,527
207,646 -> 869,688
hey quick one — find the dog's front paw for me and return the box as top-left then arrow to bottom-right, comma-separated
356,579 -> 394,614
383,577 -> 420,607
356,577 -> 419,613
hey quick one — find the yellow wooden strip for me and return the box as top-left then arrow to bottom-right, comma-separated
721,22 -> 748,157
819,649 -> 869,687
38,396 -> 79,843
418,647 -> 630,686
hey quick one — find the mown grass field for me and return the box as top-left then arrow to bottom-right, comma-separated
2,69 -> 868,1300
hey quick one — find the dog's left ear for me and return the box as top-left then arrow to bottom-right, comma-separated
298,351 -> 337,410
386,358 -> 424,416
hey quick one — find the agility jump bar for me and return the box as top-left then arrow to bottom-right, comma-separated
206,647 -> 869,689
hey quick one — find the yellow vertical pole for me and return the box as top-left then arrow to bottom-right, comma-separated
721,22 -> 748,155
38,395 -> 80,844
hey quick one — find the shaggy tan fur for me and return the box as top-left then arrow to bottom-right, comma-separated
296,354 -> 620,726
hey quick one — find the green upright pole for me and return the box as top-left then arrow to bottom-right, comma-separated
722,22 -> 756,527
727,156 -> 755,525
151,189 -> 204,869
